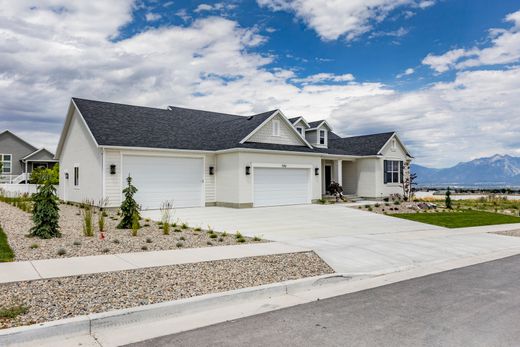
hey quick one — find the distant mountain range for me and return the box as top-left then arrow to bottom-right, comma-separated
412,154 -> 520,187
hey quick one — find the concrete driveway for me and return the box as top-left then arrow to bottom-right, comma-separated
142,204 -> 520,274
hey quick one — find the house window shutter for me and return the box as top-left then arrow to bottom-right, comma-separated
400,161 -> 404,183
384,160 -> 388,184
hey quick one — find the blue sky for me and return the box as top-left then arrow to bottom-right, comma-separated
1,0 -> 520,167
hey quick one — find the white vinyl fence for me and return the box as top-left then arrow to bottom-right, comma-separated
0,184 -> 60,197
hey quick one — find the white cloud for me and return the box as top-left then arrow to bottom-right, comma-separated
292,73 -> 355,84
370,27 -> 409,39
0,0 -> 518,168
194,3 -> 237,13
396,67 -> 414,78
145,12 -> 161,21
329,67 -> 520,167
423,9 -> 520,73
257,0 -> 432,41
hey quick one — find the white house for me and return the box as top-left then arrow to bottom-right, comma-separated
55,98 -> 412,209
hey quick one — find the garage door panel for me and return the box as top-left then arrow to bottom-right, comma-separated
253,167 -> 310,207
122,155 -> 203,210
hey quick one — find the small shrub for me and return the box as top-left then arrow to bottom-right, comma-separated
368,207 -> 373,212
374,203 -> 380,208
383,197 -> 389,202
172,222 -> 177,227
146,237 -> 152,243
30,178 -> 60,239
102,211 -> 108,217
117,176 -> 140,229
57,248 -> 67,256
181,223 -> 188,229
207,241 -> 213,246
176,242 -> 183,248
222,231 -> 228,237
102,248 -> 110,253
209,233 -> 217,239
141,246 -> 148,251
145,218 -> 151,222
179,236 -> 186,241
82,200 -> 94,237
364,205 -> 370,208
144,223 -> 150,227
318,198 -> 326,204
393,201 -> 400,205
174,228 -> 182,233
253,236 -> 261,242
218,237 -> 224,242
160,200 -> 174,235
235,231 -> 243,239
0,305 -> 28,319
98,209 -> 105,233
73,240 -> 81,246
30,243 -> 39,249
358,206 -> 362,209
131,212 -> 139,237
236,237 -> 246,243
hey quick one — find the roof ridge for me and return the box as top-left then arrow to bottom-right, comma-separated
332,131 -> 395,141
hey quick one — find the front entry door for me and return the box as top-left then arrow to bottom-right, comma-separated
325,165 -> 332,193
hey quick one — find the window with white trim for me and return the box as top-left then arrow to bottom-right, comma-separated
73,165 -> 80,187
384,160 -> 403,184
272,120 -> 280,136
296,126 -> 303,135
319,130 -> 326,145
0,154 -> 12,174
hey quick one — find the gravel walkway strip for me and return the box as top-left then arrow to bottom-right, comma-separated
0,252 -> 333,329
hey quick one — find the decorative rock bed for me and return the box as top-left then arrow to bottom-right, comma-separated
0,252 -> 333,329
0,201 -> 265,261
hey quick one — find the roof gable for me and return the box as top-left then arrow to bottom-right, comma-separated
22,148 -> 57,161
0,130 -> 37,153
307,120 -> 332,131
240,110 -> 312,148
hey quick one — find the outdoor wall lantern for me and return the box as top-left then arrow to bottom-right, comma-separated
245,166 -> 251,175
65,172 -> 69,179
110,164 -> 116,175
315,167 -> 319,176
209,166 -> 215,175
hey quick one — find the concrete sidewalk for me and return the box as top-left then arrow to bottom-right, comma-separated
0,242 -> 309,284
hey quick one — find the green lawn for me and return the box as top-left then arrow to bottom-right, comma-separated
0,225 -> 15,262
393,210 -> 520,228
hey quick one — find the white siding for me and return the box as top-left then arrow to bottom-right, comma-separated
215,152 -> 240,204
205,153 -> 216,203
59,109 -> 103,204
376,137 -> 409,197
248,114 -> 305,146
356,158 -> 378,198
305,130 -> 317,145
342,161 -> 357,195
104,149 -> 122,207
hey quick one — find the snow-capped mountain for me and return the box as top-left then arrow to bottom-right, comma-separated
412,154 -> 520,187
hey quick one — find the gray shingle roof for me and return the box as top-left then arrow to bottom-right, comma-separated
73,98 -> 277,151
328,132 -> 395,156
72,98 -> 397,156
288,117 -> 300,124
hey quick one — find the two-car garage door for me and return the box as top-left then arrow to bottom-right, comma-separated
122,155 -> 203,210
253,167 -> 310,207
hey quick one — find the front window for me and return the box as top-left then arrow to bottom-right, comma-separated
74,165 -> 80,187
0,154 -> 12,174
384,160 -> 403,184
319,130 -> 326,145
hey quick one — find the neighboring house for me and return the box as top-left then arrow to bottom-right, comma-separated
55,98 -> 412,209
0,130 -> 58,184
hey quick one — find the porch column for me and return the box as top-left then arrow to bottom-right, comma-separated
336,159 -> 342,186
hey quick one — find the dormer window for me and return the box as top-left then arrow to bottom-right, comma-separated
296,126 -> 303,135
272,120 -> 280,136
319,130 -> 326,145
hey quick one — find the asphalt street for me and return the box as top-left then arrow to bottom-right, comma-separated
128,254 -> 520,347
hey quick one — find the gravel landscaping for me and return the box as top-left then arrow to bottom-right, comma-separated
0,251 -> 333,329
0,201 -> 265,261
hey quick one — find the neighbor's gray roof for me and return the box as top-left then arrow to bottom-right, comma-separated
72,98 -> 396,156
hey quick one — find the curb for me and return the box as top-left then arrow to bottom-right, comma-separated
0,273 -> 351,346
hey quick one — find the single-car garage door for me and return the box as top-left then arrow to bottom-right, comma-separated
253,167 -> 310,207
122,155 -> 203,210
